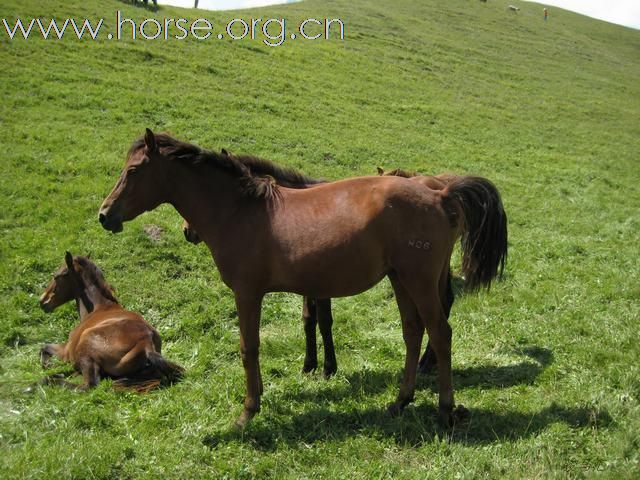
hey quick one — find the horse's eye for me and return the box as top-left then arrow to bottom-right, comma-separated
127,167 -> 139,176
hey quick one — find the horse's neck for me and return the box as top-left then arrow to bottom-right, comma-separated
168,165 -> 246,247
74,296 -> 92,319
75,284 -> 115,320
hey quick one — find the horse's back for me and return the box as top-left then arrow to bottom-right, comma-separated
66,305 -> 157,367
256,176 -> 452,297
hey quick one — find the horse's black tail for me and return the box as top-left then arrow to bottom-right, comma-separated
113,351 -> 184,393
442,176 -> 508,291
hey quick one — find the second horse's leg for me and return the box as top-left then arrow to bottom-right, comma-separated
316,298 -> 337,378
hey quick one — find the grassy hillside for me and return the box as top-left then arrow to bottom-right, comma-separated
1,0 -> 639,477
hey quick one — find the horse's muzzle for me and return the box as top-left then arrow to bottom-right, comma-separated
183,226 -> 202,244
98,211 -> 124,233
39,293 -> 54,313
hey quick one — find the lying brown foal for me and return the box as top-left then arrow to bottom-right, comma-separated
38,252 -> 183,391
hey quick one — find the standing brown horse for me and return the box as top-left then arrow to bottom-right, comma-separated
99,129 -> 507,427
181,166 -> 460,377
38,252 -> 183,391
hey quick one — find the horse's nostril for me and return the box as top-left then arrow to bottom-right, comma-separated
99,213 -> 106,225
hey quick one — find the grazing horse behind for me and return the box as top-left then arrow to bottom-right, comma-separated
38,252 -> 183,391
99,129 -> 507,427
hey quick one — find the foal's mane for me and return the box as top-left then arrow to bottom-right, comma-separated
129,134 -> 323,200
74,256 -> 118,304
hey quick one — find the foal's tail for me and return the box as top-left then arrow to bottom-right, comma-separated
441,176 -> 508,291
114,351 -> 185,393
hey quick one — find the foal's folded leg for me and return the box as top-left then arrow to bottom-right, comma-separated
40,343 -> 65,369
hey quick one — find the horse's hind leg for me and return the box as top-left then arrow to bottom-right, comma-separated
387,272 -> 424,416
302,296 -> 318,373
40,343 -> 65,368
418,267 -> 454,374
406,278 -> 462,427
317,298 -> 337,377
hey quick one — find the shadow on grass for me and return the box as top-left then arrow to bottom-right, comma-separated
203,402 -> 611,450
283,346 -> 554,403
201,345 -> 589,449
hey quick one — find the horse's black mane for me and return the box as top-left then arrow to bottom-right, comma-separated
128,134 -> 323,200
74,256 -> 118,304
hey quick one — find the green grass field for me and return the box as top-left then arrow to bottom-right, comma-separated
1,0 -> 639,477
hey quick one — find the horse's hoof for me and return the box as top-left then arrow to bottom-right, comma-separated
323,364 -> 337,379
453,404 -> 470,421
233,409 -> 256,430
438,404 -> 469,428
386,401 -> 405,418
386,403 -> 401,418
302,361 -> 317,374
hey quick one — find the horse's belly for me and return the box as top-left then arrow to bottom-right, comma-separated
271,242 -> 389,298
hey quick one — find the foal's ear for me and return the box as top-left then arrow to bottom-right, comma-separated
221,148 -> 229,156
64,251 -> 74,269
144,128 -> 157,153
376,166 -> 385,176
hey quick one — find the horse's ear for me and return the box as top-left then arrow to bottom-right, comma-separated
376,166 -> 384,176
144,128 -> 157,153
221,148 -> 229,156
64,251 -> 74,269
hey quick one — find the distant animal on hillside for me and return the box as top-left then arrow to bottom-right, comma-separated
132,0 -> 157,9
509,5 -> 520,12
37,252 -> 183,392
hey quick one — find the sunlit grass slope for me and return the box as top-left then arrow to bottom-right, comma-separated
1,0 -> 639,478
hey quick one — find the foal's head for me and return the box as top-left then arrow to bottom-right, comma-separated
99,129 -> 170,233
39,252 -> 117,313
39,252 -> 84,312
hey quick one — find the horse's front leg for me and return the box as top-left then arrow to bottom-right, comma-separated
302,296 -> 318,374
233,292 -> 264,429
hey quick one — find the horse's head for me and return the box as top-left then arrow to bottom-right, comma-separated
99,129 -> 168,233
182,219 -> 202,244
39,252 -> 82,313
